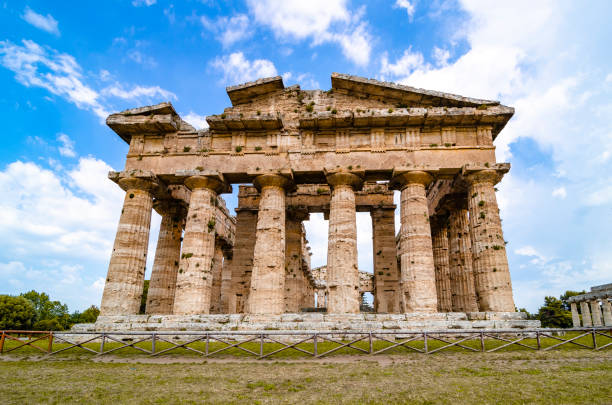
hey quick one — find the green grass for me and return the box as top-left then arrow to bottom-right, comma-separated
1,352 -> 611,404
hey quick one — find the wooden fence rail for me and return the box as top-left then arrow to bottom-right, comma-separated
1,328 -> 611,359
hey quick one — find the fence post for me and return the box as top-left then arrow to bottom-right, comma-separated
48,332 -> 54,353
100,333 -> 105,354
205,333 -> 209,356
0,331 -> 5,354
424,332 -> 428,354
592,329 -> 597,350
369,332 -> 373,354
151,333 -> 156,354
536,331 -> 541,350
260,334 -> 264,357
480,332 -> 485,352
313,333 -> 317,357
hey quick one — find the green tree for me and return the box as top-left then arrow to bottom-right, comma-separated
20,290 -> 70,330
139,280 -> 149,314
0,295 -> 36,330
560,290 -> 586,311
70,305 -> 100,324
537,296 -> 573,328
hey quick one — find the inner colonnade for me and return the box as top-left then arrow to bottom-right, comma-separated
99,73 -> 518,318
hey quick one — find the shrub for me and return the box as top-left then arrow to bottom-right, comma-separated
235,146 -> 243,153
331,109 -> 337,114
208,218 -> 216,232
255,146 -> 262,151
0,295 -> 36,330
183,146 -> 191,152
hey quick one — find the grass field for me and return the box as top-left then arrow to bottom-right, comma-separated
1,331 -> 612,404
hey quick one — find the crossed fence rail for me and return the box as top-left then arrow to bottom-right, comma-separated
1,328 -> 611,359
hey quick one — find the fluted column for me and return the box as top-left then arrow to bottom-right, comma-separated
590,300 -> 603,327
209,241 -> 225,313
173,176 -> 229,315
392,171 -> 437,312
229,209 -> 258,313
602,300 -> 612,326
326,172 -> 363,314
371,208 -> 401,313
431,218 -> 452,312
100,177 -> 157,315
580,301 -> 592,327
465,170 -> 515,311
145,200 -> 185,314
570,302 -> 580,328
448,206 -> 479,312
285,210 -> 308,313
219,248 -> 233,313
246,174 -> 293,314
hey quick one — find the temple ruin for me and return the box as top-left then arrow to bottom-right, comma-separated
92,73 -> 538,331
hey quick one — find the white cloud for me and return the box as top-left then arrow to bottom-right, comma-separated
211,52 -> 277,85
182,112 -> 209,130
394,0 -> 416,19
432,46 -> 450,66
101,84 -> 177,100
22,7 -> 60,36
127,50 -> 157,68
132,0 -> 157,6
551,186 -> 566,199
57,133 -> 76,158
201,14 -> 253,47
381,48 -> 425,77
246,0 -> 373,65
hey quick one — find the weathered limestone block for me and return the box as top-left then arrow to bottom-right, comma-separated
465,170 -> 515,312
100,177 -> 157,315
580,301 -> 592,327
209,242 -> 225,313
219,249 -> 233,314
371,208 -> 400,313
229,209 -> 258,313
247,174 -> 293,314
431,220 -> 452,312
570,302 -> 581,328
145,200 -> 185,314
448,206 -> 479,312
326,172 -> 363,314
284,212 -> 306,312
590,300 -> 603,327
173,176 -> 227,315
602,300 -> 612,326
393,171 -> 438,312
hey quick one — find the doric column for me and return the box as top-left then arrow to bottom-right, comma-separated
219,248 -> 233,314
570,302 -> 581,328
145,200 -> 185,314
246,174 -> 293,314
590,300 -> 603,327
228,209 -> 258,313
392,171 -> 438,312
602,300 -> 612,326
285,210 -> 308,313
431,218 -> 452,312
580,301 -> 592,327
209,241 -> 225,313
326,172 -> 363,314
465,169 -> 515,312
173,176 -> 229,315
448,205 -> 479,312
100,176 -> 157,315
371,208 -> 401,313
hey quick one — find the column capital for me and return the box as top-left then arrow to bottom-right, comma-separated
325,172 -> 364,190
184,175 -> 230,193
390,170 -> 433,189
253,173 -> 295,192
461,163 -> 510,185
117,176 -> 160,193
153,199 -> 186,218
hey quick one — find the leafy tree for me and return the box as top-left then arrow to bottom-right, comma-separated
139,280 -> 149,314
537,296 -> 573,328
20,290 -> 70,330
560,290 -> 586,311
70,305 -> 100,324
0,295 -> 36,330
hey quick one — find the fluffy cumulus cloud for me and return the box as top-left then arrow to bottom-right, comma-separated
22,6 -> 60,36
394,0 -> 416,19
57,133 -> 76,158
201,14 -> 253,47
211,52 -> 277,85
0,39 -> 177,120
378,0 -> 612,310
182,112 -> 209,130
246,0 -> 373,66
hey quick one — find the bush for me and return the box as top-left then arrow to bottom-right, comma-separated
0,295 -> 36,330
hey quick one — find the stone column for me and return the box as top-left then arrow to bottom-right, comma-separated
326,172 -> 363,314
246,174 -> 293,314
602,300 -> 612,326
570,302 -> 581,328
229,209 -> 258,313
431,218 -> 452,312
209,241 -> 225,313
371,208 -> 401,313
173,176 -> 228,315
145,200 -> 185,314
285,210 -> 308,313
580,301 -> 592,327
590,300 -> 603,327
100,177 -> 157,315
448,205 -> 479,312
219,248 -> 233,314
465,170 -> 515,312
392,171 -> 438,312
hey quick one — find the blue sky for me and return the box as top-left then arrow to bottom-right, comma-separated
1,0 -> 611,312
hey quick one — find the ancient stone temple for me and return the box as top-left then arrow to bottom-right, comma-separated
91,73 -> 538,332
